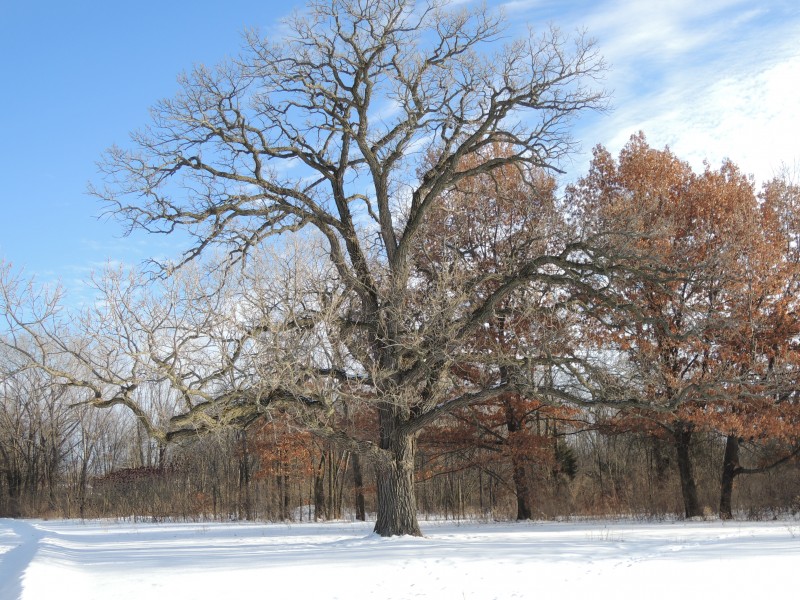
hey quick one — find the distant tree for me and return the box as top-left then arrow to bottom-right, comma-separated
420,396 -> 579,520
410,142 -> 579,520
0,342 -> 77,517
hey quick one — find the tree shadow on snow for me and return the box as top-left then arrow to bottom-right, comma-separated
0,519 -> 45,600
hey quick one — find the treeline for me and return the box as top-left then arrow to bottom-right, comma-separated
2,388 -> 798,521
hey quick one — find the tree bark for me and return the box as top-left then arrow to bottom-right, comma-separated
77,457 -> 89,520
511,456 -> 532,520
351,452 -> 366,522
673,421 -> 702,518
314,453 -> 326,521
503,389 -> 532,520
374,411 -> 422,537
237,431 -> 251,520
719,435 -> 741,520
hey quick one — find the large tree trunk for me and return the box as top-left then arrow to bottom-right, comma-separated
719,435 -> 740,520
673,421 -> 702,518
374,411 -> 422,537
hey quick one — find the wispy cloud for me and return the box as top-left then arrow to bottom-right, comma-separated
586,0 -> 757,63
561,0 -> 800,183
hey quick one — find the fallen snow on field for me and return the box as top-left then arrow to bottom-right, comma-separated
1,518 -> 799,599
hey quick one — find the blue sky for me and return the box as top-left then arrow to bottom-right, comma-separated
2,0 -> 799,302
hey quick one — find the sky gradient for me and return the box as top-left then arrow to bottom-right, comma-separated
2,0 -> 798,301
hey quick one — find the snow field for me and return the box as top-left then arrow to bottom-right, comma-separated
1,518 -> 798,599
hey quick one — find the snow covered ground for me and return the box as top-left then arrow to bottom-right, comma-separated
1,517 -> 798,599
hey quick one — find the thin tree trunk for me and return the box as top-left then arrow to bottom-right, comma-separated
719,435 -> 741,520
326,447 -> 334,519
4,468 -> 22,518
282,473 -> 290,521
511,457 -> 532,520
503,392 -> 532,520
673,421 -> 702,518
352,451 -> 366,521
238,431 -> 251,520
335,451 -> 347,520
78,457 -> 89,520
314,452 -> 325,521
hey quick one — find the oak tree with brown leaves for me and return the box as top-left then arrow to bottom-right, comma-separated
570,134 -> 800,518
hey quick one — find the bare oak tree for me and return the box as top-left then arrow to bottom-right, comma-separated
12,0 -> 607,536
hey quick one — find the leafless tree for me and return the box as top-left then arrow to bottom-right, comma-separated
0,338 -> 83,516
6,0 -> 611,535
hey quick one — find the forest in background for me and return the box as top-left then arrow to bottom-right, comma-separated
2,378 -> 799,523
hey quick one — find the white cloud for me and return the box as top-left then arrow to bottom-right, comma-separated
500,0 -> 540,14
585,0 -> 757,63
562,0 -> 800,184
